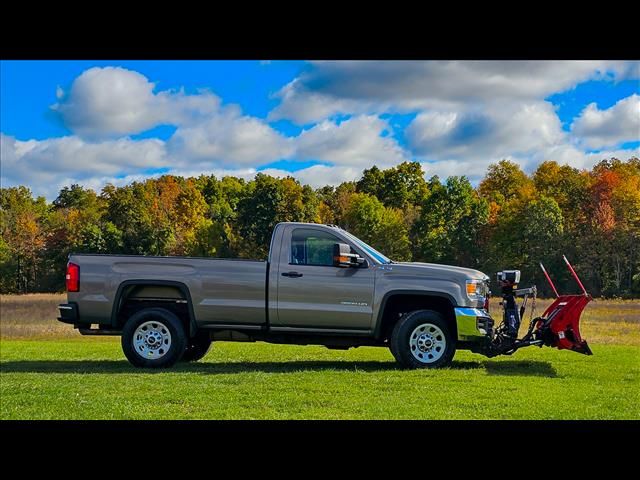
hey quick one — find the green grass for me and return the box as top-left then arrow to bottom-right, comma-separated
2,295 -> 637,419
1,338 -> 638,419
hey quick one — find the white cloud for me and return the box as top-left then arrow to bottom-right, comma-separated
269,61 -> 633,124
571,94 -> 640,149
2,110 -> 405,199
248,164 -> 366,188
167,106 -> 294,167
407,101 -> 565,161
419,145 -> 640,186
420,160 -> 496,183
1,133 -> 168,199
49,66 -> 294,170
4,62 -> 640,200
406,96 -> 638,184
539,144 -> 640,171
3,131 -> 638,202
54,67 -> 220,138
295,115 -> 407,167
3,134 -> 166,176
287,164 -> 363,188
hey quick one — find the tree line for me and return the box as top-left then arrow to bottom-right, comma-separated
1,158 -> 639,298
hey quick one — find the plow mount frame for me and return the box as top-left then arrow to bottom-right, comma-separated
484,255 -> 592,358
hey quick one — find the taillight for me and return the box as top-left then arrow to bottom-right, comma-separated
66,262 -> 80,292
484,293 -> 490,312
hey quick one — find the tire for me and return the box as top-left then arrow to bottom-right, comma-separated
121,307 -> 187,368
390,310 -> 456,369
181,332 -> 212,362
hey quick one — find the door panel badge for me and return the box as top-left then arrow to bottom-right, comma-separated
340,301 -> 369,306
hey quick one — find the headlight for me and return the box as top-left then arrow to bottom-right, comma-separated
466,279 -> 488,301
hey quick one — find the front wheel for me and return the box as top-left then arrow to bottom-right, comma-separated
390,310 -> 456,369
122,308 -> 187,368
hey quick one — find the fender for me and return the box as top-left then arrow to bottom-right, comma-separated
110,279 -> 198,337
373,289 -> 458,339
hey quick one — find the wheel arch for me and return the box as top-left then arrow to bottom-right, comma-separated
374,290 -> 457,341
111,279 -> 197,337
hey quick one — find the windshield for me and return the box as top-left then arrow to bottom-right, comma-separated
340,230 -> 392,264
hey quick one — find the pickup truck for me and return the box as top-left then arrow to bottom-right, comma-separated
58,222 -> 494,369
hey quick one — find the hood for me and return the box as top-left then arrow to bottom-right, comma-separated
393,261 -> 489,281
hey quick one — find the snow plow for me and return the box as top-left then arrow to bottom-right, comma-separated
484,255 -> 593,358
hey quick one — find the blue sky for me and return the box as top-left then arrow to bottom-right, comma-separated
1,60 -> 638,199
1,61 -> 307,139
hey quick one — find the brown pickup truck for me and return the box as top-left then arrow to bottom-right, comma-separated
58,222 -> 494,369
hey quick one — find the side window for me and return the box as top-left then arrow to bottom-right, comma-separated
290,228 -> 343,266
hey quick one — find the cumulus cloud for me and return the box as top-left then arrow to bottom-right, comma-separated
54,67 -> 220,138
269,61 -> 631,124
571,94 -> 640,149
1,133 -> 169,199
4,62 -> 640,200
420,160 -> 497,183
404,96 -> 638,184
286,164 -> 364,188
167,105 -> 294,168
267,60 -> 639,186
295,115 -> 407,167
407,101 -> 565,160
539,144 -> 640,170
419,145 -> 640,185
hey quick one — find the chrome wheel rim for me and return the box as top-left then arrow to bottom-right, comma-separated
409,323 -> 446,363
133,320 -> 172,359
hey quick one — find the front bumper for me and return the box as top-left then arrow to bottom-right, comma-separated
57,303 -> 78,324
455,307 -> 494,341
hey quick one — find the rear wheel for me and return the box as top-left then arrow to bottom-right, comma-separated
181,332 -> 212,362
390,310 -> 455,369
122,308 -> 186,368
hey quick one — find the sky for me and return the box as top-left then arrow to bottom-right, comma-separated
1,60 -> 639,200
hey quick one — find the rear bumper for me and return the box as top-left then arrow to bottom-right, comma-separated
57,303 -> 79,324
455,307 -> 494,341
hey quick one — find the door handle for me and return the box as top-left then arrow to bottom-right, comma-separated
282,271 -> 303,278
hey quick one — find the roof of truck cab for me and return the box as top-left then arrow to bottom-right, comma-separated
276,222 -> 341,228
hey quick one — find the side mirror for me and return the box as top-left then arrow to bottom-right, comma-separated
333,243 -> 366,268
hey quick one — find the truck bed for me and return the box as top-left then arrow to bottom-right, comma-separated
67,254 -> 267,327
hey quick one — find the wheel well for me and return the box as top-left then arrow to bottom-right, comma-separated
377,294 -> 457,341
115,284 -> 191,333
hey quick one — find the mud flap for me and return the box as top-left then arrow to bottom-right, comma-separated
536,294 -> 592,355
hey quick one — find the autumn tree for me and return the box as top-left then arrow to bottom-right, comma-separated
486,194 -> 565,294
573,158 -> 640,296
319,181 -> 357,227
2,157 -> 638,297
235,174 -> 319,258
413,176 -> 489,268
533,161 -> 589,223
342,192 -> 411,261
479,159 -> 534,206
0,187 -> 48,292
357,161 -> 428,209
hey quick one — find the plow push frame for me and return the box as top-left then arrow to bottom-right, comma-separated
484,255 -> 593,358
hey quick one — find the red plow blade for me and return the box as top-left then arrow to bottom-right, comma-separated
537,256 -> 592,355
538,295 -> 592,355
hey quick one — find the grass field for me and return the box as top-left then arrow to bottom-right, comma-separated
1,294 -> 639,419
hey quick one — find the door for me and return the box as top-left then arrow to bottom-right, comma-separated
274,226 -> 375,331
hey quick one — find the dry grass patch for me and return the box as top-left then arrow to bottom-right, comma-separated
1,294 -> 638,345
1,294 -> 69,339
